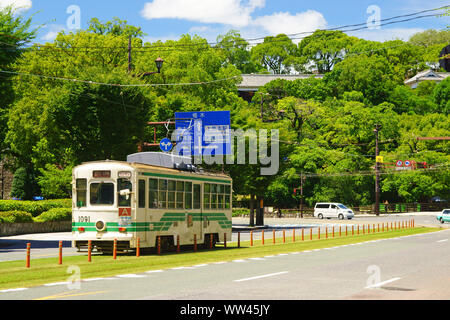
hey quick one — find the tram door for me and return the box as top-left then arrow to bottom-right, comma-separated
136,179 -> 147,243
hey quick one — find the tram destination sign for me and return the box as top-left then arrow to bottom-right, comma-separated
175,111 -> 231,156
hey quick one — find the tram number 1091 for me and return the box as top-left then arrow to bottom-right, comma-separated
78,216 -> 91,223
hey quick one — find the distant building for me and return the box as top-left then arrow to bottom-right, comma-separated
237,73 -> 324,102
404,69 -> 450,89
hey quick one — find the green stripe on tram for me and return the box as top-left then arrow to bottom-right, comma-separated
72,212 -> 231,232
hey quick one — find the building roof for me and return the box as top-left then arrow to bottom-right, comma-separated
404,69 -> 450,86
237,73 -> 324,91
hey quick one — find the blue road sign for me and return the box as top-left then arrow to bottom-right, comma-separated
159,138 -> 173,152
175,111 -> 231,156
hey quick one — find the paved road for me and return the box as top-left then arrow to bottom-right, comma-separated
0,213 -> 444,262
1,223 -> 450,300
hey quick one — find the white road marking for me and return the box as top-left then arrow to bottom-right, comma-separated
192,264 -> 208,267
436,239 -> 448,243
213,261 -> 227,264
44,281 -> 70,286
249,257 -> 265,261
0,288 -> 28,293
234,271 -> 289,282
365,277 -> 401,289
145,270 -> 163,273
232,259 -> 246,263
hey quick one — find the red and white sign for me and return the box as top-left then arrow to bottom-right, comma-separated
404,160 -> 411,167
396,160 -> 403,167
118,207 -> 131,217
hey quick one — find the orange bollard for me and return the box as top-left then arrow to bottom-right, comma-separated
273,230 -> 276,244
136,237 -> 140,257
345,226 -> 348,236
357,225 -> 360,235
210,234 -> 213,249
113,238 -> 117,259
26,243 -> 31,268
58,241 -> 63,265
224,233 -> 227,248
339,226 -> 342,237
352,225 -> 354,236
302,228 -> 304,241
318,228 -> 321,240
238,232 -> 240,248
88,240 -> 92,262
293,229 -> 295,243
368,224 -> 370,234
177,235 -> 180,253
283,230 -> 286,243
310,228 -> 312,240
192,233 -> 197,252
262,230 -> 265,245
382,223 -> 384,232
250,231 -> 254,246
332,226 -> 335,238
325,227 -> 328,239
377,224 -> 379,232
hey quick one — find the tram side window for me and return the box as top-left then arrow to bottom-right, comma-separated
138,180 -> 146,208
225,185 -> 231,209
159,179 -> 168,209
203,183 -> 210,210
168,180 -> 176,209
193,184 -> 201,209
76,179 -> 87,207
90,182 -> 114,205
118,178 -> 132,207
217,184 -> 224,209
148,178 -> 158,209
176,181 -> 184,209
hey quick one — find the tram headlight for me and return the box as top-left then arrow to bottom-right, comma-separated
95,220 -> 106,232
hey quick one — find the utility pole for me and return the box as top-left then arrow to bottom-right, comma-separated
374,124 -> 381,216
300,173 -> 305,218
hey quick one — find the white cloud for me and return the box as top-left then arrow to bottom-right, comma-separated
350,28 -> 425,42
251,10 -> 327,40
0,0 -> 32,13
141,0 -> 265,27
41,24 -> 66,42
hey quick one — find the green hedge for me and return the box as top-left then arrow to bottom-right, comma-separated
232,208 -> 250,217
34,208 -> 72,223
0,211 -> 34,224
0,199 -> 71,217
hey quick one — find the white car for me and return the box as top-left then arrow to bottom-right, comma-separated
314,203 -> 354,220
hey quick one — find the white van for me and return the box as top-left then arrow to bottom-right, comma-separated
314,203 -> 354,220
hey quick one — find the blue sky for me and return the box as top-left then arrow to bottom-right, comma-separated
1,0 -> 449,44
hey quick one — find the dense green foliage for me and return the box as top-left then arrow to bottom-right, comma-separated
33,207 -> 72,223
0,9 -> 448,207
0,210 -> 33,224
0,199 -> 71,217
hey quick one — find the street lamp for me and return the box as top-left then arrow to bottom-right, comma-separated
138,57 -> 164,77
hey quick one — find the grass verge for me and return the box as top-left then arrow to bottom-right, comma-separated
0,226 -> 440,290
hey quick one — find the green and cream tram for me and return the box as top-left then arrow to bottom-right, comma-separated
72,154 -> 232,253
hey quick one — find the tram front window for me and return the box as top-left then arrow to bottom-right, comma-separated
90,182 -> 114,205
118,178 -> 132,207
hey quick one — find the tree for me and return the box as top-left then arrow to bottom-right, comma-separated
87,17 -> 145,38
433,77 -> 450,114
296,30 -> 357,73
0,6 -> 37,157
250,34 -> 297,74
216,30 -> 262,74
325,53 -> 396,105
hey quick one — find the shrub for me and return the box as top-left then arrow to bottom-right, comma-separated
0,199 -> 72,217
37,164 -> 73,199
34,208 -> 72,222
232,208 -> 250,217
0,211 -> 34,224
